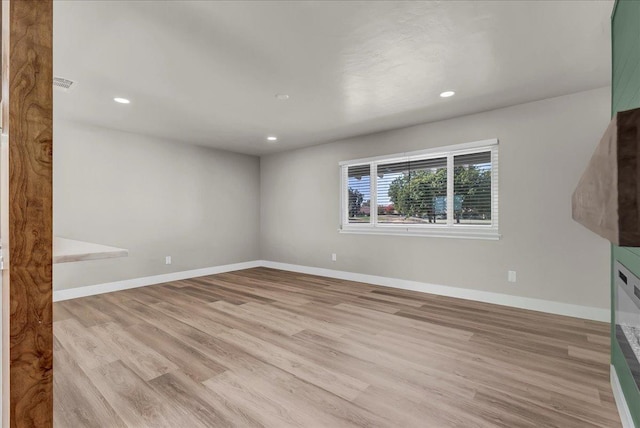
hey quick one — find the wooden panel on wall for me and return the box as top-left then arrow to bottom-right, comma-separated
571,115 -> 620,243
572,107 -> 640,246
1,1 -> 54,427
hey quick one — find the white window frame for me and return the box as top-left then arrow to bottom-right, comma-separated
339,138 -> 500,240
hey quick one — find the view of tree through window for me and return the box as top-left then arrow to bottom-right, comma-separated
342,143 -> 497,234
377,157 -> 448,224
453,151 -> 492,224
347,164 -> 371,223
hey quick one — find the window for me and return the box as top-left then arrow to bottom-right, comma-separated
347,165 -> 371,224
340,139 -> 499,239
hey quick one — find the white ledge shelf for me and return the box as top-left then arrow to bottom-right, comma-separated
54,237 -> 128,264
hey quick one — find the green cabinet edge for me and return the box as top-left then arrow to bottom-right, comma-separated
612,1 -> 640,425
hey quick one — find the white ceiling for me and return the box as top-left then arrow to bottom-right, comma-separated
54,1 -> 613,156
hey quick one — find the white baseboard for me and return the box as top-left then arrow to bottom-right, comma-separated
53,259 -> 610,322
612,365 -> 636,428
260,261 -> 610,322
53,260 -> 262,302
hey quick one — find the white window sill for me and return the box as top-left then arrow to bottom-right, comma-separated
338,226 -> 501,240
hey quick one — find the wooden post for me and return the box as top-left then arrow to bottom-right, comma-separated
1,1 -> 54,427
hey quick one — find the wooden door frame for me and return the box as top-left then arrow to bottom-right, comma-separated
1,1 -> 54,427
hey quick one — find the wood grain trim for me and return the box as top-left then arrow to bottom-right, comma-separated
572,107 -> 640,246
2,1 -> 54,427
617,108 -> 640,246
2,3 -> 9,426
572,115 -> 620,243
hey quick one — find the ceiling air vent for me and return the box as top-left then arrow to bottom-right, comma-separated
53,76 -> 76,92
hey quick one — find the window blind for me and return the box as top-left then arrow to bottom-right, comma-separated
376,157 -> 448,224
453,151 -> 492,225
339,139 -> 499,239
346,164 -> 371,224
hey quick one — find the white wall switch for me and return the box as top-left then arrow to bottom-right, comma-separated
165,256 -> 172,265
331,253 -> 337,262
508,270 -> 517,283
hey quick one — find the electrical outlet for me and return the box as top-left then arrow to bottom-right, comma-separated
331,253 -> 337,262
165,256 -> 172,265
508,270 -> 517,283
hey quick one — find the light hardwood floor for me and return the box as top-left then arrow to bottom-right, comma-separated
53,267 -> 621,427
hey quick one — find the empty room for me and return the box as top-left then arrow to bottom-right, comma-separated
2,0 -> 640,427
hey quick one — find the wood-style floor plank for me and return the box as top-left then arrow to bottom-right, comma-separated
53,267 -> 621,427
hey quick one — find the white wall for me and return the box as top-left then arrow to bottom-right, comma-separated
54,87 -> 612,311
54,120 -> 260,290
260,87 -> 612,309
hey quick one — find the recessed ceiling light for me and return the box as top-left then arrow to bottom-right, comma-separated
275,94 -> 290,100
113,97 -> 130,104
439,91 -> 455,98
267,136 -> 278,141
